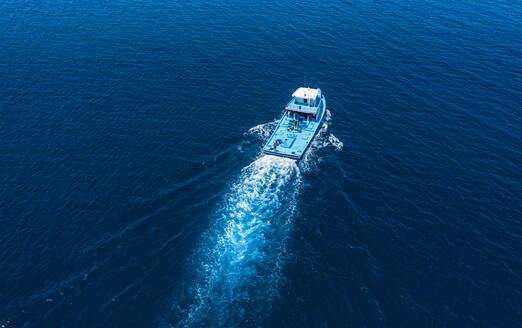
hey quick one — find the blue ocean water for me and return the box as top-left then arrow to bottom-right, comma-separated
1,0 -> 521,327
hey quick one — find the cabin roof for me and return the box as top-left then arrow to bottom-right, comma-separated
292,87 -> 318,100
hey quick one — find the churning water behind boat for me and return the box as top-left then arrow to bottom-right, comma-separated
173,156 -> 301,326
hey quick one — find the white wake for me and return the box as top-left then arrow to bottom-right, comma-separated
175,156 -> 301,327
173,111 -> 342,326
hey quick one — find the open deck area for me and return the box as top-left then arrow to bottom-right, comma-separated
262,112 -> 322,159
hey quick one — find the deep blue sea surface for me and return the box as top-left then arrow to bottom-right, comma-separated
1,0 -> 521,327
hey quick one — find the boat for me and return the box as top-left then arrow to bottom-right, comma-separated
262,87 -> 326,160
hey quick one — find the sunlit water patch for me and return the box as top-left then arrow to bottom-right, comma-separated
172,155 -> 301,327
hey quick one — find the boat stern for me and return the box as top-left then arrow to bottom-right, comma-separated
262,148 -> 301,160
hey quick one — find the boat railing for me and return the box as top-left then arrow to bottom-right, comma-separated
286,99 -> 320,111
286,97 -> 323,112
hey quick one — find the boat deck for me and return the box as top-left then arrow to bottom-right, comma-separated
262,112 -> 322,159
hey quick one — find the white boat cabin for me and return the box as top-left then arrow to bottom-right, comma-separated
285,87 -> 322,118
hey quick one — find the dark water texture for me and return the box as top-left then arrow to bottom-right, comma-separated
1,0 -> 521,327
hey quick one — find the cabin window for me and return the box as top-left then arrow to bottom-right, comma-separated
304,98 -> 307,104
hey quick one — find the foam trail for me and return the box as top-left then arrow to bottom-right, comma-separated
246,119 -> 279,140
175,155 -> 301,327
172,113 -> 343,326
